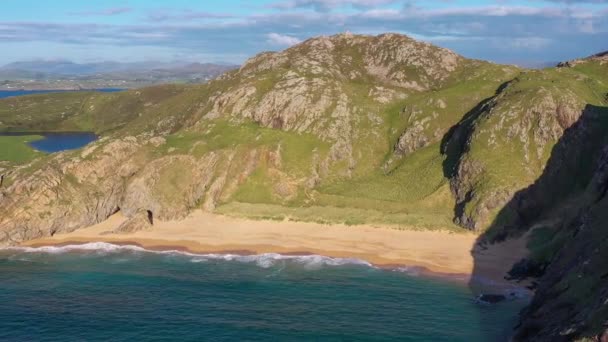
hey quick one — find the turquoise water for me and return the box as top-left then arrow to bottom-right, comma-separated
0,243 -> 525,341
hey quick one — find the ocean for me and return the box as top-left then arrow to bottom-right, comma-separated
0,243 -> 526,341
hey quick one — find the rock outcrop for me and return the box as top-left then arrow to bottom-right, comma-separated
0,137 -> 141,244
557,51 -> 608,68
105,209 -> 153,235
512,143 -> 608,341
447,73 -> 590,231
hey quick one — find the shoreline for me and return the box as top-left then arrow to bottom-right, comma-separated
23,239 -> 471,284
20,210 -> 530,293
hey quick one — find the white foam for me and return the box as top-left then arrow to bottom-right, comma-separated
7,242 -> 147,254
187,252 -> 373,269
4,242 -> 373,270
392,266 -> 423,277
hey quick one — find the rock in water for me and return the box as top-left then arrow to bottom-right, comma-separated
476,294 -> 506,304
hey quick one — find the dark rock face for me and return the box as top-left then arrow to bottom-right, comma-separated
507,258 -> 548,281
511,141 -> 608,341
476,294 -> 506,304
598,329 -> 608,342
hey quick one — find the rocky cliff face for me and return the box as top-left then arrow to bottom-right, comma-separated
447,74 -> 589,231
512,142 -> 608,341
0,133 -> 305,245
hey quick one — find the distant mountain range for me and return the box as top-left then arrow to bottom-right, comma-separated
0,60 -> 239,90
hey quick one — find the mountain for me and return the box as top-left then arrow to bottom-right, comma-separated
0,33 -> 607,340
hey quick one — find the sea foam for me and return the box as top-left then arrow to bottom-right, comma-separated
4,242 -> 373,270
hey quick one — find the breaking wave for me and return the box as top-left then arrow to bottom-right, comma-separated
4,242 -> 373,270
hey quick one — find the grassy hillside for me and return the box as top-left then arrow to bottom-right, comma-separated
0,34 -> 606,237
0,33 -> 521,230
0,84 -> 191,134
0,135 -> 43,163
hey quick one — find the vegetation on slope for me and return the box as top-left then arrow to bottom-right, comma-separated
1,34 -> 605,238
0,135 -> 43,163
0,84 -> 191,134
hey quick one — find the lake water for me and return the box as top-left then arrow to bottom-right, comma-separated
0,243 -> 527,341
0,132 -> 98,153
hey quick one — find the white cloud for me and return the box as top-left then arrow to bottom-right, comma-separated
271,0 -> 397,11
69,7 -> 131,16
266,32 -> 302,46
1,1 -> 607,65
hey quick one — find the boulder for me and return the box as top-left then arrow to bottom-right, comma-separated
106,209 -> 153,235
476,294 -> 506,304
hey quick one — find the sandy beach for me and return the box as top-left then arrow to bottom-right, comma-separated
21,210 -> 528,289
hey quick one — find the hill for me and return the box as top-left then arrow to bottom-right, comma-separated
0,33 -> 607,340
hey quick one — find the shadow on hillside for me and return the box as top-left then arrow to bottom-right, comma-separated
481,103 -> 608,242
462,103 -> 608,340
440,81 -> 513,228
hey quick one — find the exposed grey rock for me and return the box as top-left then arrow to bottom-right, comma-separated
105,209 -> 153,235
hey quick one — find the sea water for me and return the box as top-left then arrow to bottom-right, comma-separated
0,243 -> 526,341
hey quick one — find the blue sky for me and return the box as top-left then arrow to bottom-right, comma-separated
0,0 -> 606,66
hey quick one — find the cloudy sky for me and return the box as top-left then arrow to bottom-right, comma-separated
0,0 -> 606,66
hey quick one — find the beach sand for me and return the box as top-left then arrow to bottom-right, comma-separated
21,210 -> 528,290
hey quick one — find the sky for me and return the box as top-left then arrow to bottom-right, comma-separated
0,0 -> 606,66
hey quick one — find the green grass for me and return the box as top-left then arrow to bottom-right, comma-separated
0,92 -> 93,132
161,120 -> 330,176
215,201 -> 463,231
0,135 -> 44,163
158,121 -> 461,230
232,168 -> 277,204
154,159 -> 195,204
0,84 -> 193,134
321,143 -> 447,202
